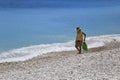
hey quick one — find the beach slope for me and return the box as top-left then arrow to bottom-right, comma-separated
0,41 -> 120,80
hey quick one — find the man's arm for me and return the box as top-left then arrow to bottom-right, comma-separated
82,32 -> 86,42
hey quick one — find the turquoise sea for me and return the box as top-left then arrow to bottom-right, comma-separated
0,6 -> 120,51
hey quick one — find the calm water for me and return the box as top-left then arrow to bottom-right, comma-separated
0,6 -> 120,51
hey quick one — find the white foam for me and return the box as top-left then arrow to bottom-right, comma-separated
0,41 -> 75,63
0,34 -> 120,63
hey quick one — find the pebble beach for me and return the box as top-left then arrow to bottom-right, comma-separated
0,41 -> 120,80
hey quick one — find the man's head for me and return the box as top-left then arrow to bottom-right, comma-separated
76,27 -> 81,32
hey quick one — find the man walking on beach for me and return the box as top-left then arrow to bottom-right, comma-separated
75,27 -> 86,54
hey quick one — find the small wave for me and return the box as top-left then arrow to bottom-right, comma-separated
0,34 -> 120,63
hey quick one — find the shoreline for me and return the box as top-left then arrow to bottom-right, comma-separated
0,41 -> 120,80
0,41 -> 120,66
0,34 -> 120,63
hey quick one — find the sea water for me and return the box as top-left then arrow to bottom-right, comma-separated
0,6 -> 120,63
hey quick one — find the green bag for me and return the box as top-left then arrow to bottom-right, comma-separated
82,42 -> 88,51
